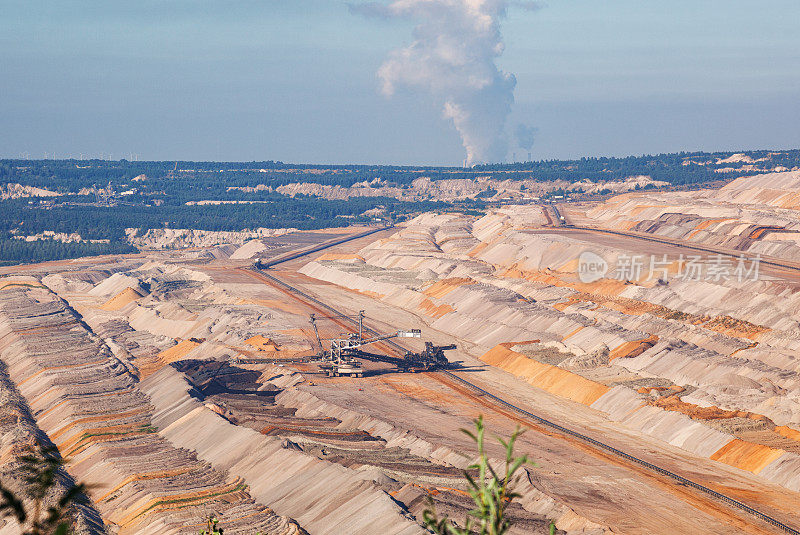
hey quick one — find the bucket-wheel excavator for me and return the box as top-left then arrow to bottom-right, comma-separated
309,311 -> 455,377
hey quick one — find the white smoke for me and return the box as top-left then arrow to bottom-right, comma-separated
353,1 -> 537,165
515,123 -> 537,150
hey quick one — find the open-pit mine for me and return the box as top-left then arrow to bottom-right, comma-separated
4,171 -> 800,534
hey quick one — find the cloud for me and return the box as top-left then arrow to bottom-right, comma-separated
354,0 -> 529,165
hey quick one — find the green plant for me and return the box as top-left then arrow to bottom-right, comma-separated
200,515 -> 223,535
0,445 -> 87,535
199,514 -> 263,535
422,415 -> 534,535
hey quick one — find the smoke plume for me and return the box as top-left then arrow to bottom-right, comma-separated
515,123 -> 537,150
353,1 -> 536,165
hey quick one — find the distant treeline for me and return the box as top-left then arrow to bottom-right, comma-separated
0,188 -> 451,265
0,239 -> 137,266
0,197 -> 446,241
2,149 -> 798,193
0,149 -> 796,266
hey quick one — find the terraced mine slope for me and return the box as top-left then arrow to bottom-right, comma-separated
0,280 -> 303,535
3,172 -> 800,533
0,358 -> 106,535
580,170 -> 800,259
301,207 -> 800,493
0,255 -> 613,533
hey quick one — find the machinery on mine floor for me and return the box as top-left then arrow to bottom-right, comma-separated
309,311 -> 455,377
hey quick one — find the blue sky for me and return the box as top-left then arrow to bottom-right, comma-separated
2,0 -> 799,164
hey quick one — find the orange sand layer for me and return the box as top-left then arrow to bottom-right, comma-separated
0,280 -> 45,291
650,395 -> 770,422
158,339 -> 201,363
480,345 -> 609,406
609,335 -> 659,360
245,335 -> 280,352
467,242 -> 489,257
775,425 -> 800,442
139,339 -> 202,377
418,298 -> 454,319
101,287 -> 143,311
423,277 -> 475,299
505,268 -> 769,340
710,439 -> 784,474
687,218 -> 736,239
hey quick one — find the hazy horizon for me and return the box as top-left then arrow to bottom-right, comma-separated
3,0 -> 799,165
5,143 -> 800,168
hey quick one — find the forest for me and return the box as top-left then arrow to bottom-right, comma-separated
3,149 -> 797,193
0,149 -> 797,265
0,239 -> 137,266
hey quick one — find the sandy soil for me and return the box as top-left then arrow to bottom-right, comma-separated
254,264 -> 800,534
3,214 -> 800,534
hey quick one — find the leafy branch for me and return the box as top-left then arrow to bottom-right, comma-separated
422,415 -> 538,535
0,445 -> 87,535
